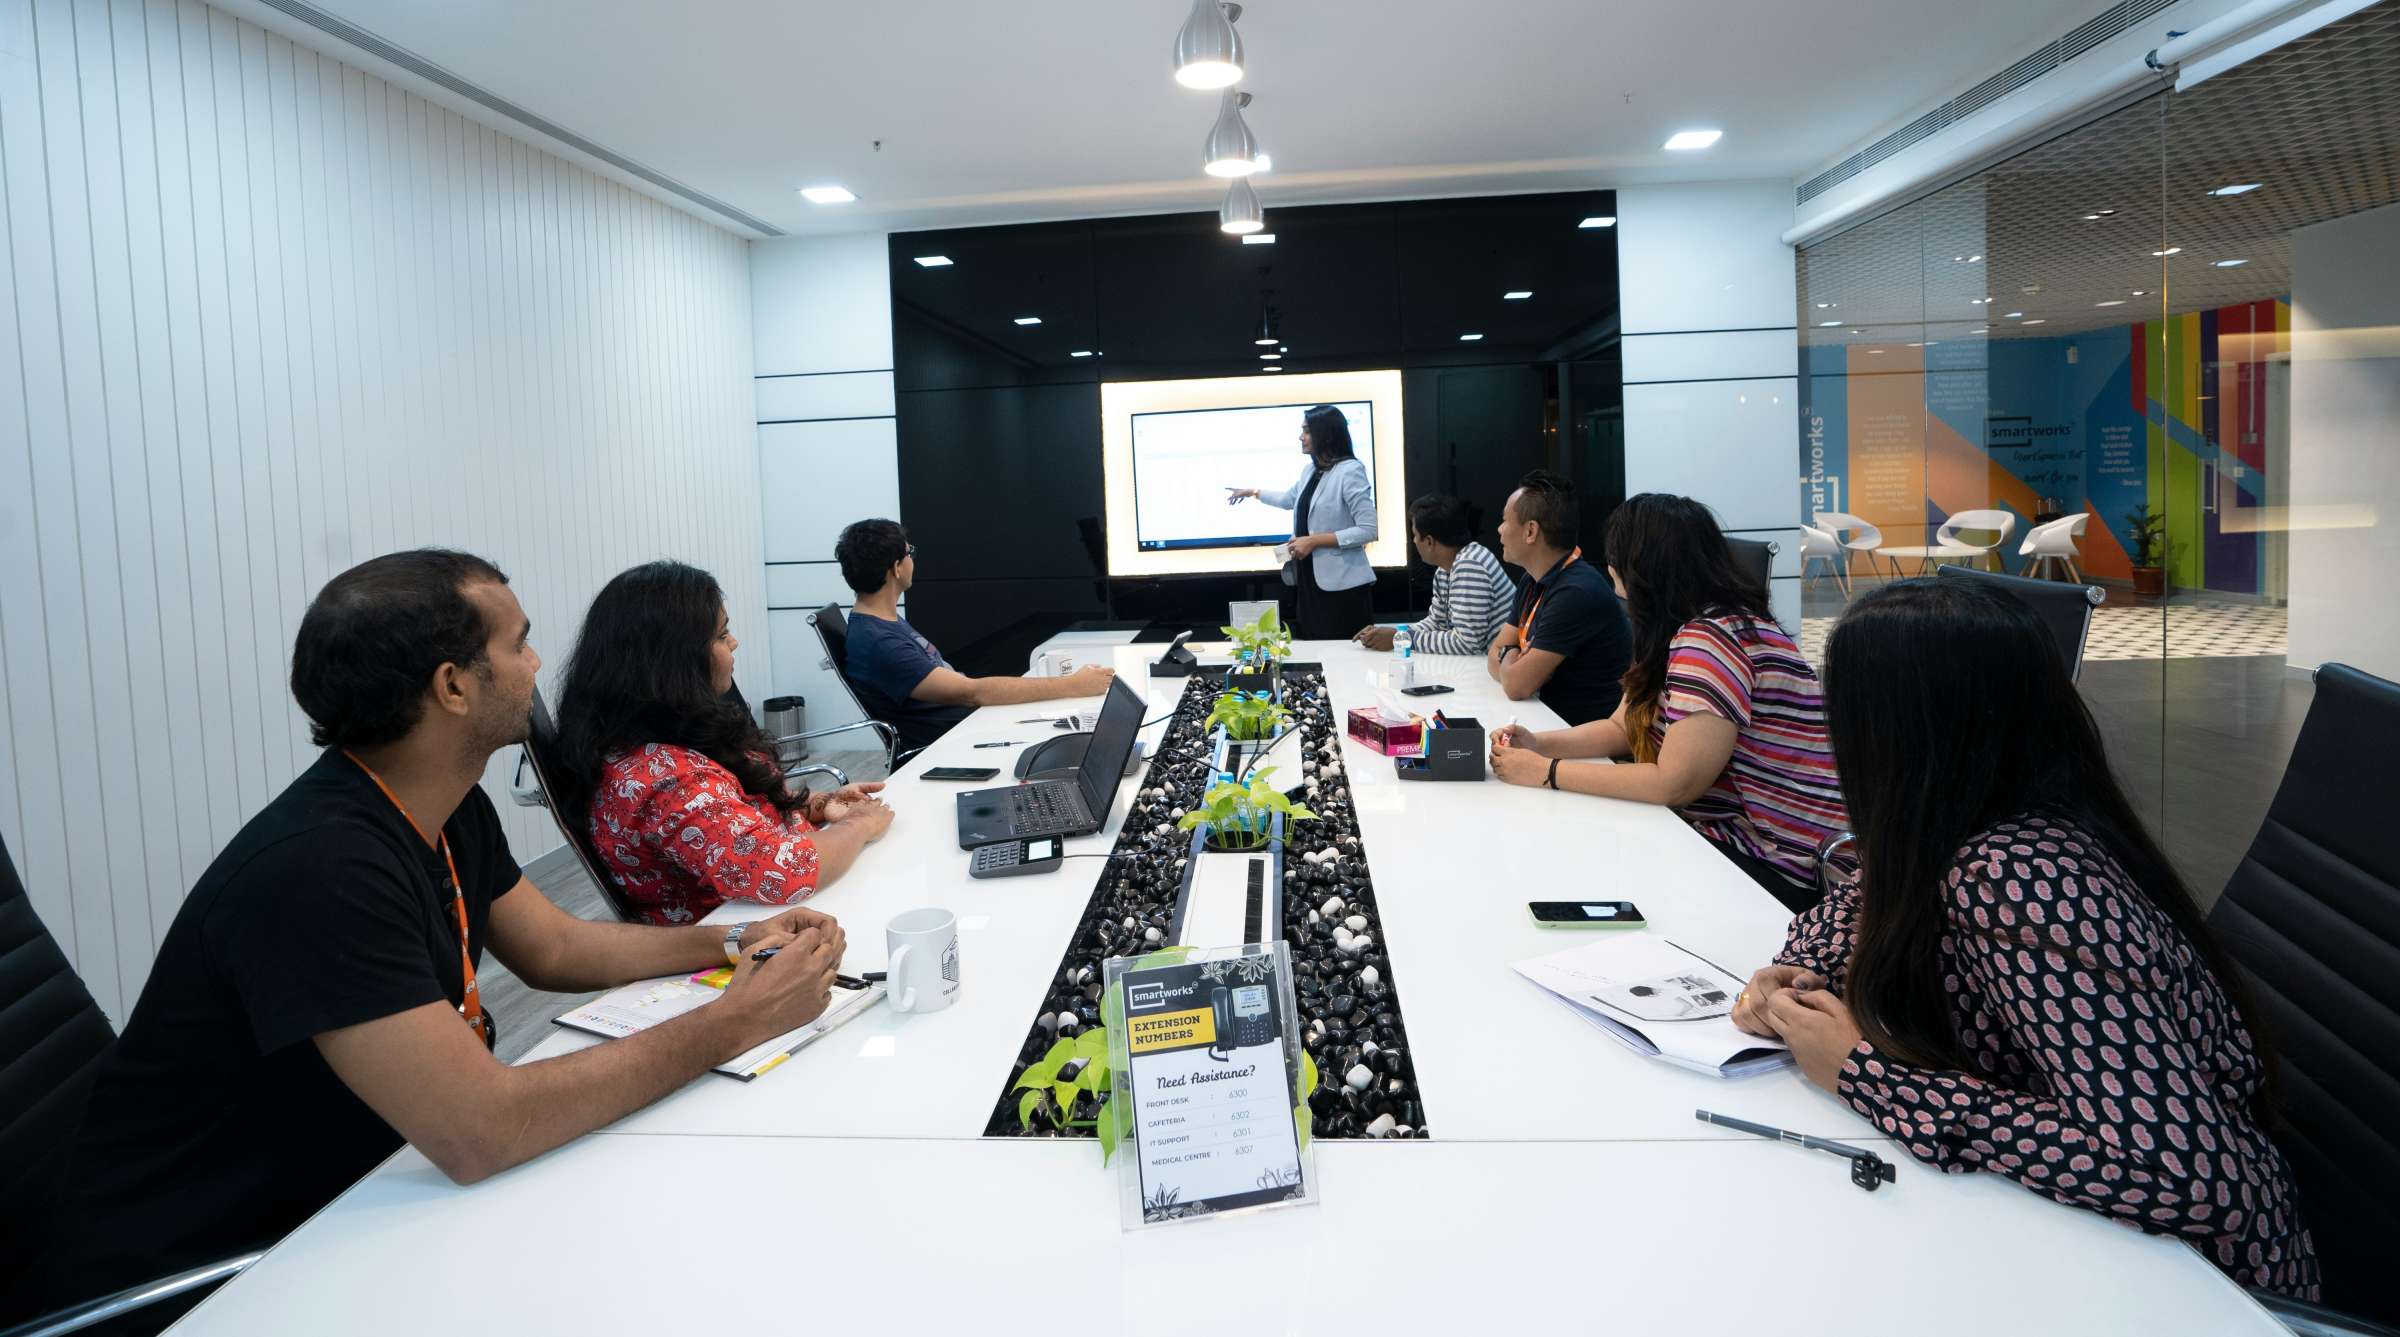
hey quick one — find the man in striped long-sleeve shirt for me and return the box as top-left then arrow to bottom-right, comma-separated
1354,494 -> 1516,654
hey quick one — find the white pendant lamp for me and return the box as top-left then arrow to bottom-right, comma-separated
1173,0 -> 1245,90
1204,90 -> 1262,177
1220,177 -> 1264,235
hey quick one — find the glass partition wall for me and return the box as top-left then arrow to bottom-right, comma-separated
1796,0 -> 2400,903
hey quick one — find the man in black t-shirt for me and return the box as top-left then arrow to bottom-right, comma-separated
6,551 -> 849,1333
1486,470 -> 1632,725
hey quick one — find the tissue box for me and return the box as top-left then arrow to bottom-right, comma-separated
1345,707 -> 1423,756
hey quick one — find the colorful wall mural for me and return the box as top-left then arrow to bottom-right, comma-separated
1800,298 -> 2288,596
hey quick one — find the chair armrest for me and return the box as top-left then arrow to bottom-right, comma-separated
775,717 -> 899,762
2250,1291 -> 2400,1337
783,761 -> 851,790
1815,830 -> 1856,901
2,1252 -> 265,1337
508,748 -> 547,808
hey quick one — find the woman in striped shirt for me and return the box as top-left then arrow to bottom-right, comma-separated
1489,493 -> 1848,911
1353,494 -> 1514,654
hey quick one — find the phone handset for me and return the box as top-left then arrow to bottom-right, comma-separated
1207,986 -> 1233,1062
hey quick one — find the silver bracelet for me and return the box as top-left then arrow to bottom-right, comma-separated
723,923 -> 747,966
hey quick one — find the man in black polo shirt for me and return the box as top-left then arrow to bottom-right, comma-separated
1486,470 -> 1631,725
7,551 -> 848,1333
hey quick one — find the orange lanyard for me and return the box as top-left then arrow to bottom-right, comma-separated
1518,547 -> 1583,651
343,751 -> 491,1048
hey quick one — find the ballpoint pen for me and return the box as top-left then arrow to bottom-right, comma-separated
1695,1109 -> 1897,1190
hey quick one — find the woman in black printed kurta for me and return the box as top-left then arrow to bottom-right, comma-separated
1731,580 -> 2316,1298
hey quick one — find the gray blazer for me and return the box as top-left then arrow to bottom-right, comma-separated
1259,456 -> 1377,592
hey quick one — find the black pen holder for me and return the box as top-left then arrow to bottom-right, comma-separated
1395,719 -> 1486,782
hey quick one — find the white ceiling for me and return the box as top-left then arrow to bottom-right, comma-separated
272,0 -> 2120,237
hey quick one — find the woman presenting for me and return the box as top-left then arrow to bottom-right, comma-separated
1224,404 -> 1378,639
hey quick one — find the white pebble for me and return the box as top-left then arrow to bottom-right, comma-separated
1332,926 -> 1356,947
1122,917 -> 1137,930
1056,1011 -> 1079,1032
1361,1040 -> 1380,1056
1340,934 -> 1371,955
1143,927 -> 1163,944
1346,914 -> 1368,932
1393,1123 -> 1414,1138
1360,966 -> 1381,986
1320,896 -> 1345,917
1306,909 -> 1320,925
1365,1112 -> 1398,1137
1346,1063 -> 1375,1091
1170,806 -> 1185,818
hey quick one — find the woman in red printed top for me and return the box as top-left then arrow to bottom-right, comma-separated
553,562 -> 893,926
1731,578 -> 2315,1297
1488,493 -> 1849,911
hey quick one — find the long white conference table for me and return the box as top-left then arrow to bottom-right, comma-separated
171,639 -> 2279,1334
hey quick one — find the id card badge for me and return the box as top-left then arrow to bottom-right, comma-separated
1104,941 -> 1316,1228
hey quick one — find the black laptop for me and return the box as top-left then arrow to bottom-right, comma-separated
955,678 -> 1145,849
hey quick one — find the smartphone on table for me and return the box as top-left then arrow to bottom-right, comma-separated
922,766 -> 1001,782
1527,901 -> 1645,928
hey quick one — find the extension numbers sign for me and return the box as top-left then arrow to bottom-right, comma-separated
1105,943 -> 1315,1228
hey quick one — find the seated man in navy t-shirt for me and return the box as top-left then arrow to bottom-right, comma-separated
834,519 -> 1116,753
1486,470 -> 1632,725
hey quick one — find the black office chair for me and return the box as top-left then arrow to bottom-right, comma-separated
1933,563 -> 2104,682
2207,663 -> 2400,1332
810,604 -> 920,773
0,833 -> 261,1336
1725,537 -> 1778,596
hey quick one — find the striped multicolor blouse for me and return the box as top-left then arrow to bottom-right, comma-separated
1649,612 -> 1848,891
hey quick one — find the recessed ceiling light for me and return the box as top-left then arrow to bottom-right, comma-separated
1254,154 -> 1271,173
1259,352 -> 1281,359
1816,320 -> 1841,327
1972,327 -> 1989,334
1969,254 -> 1984,262
1867,348 -> 1886,355
1261,365 -> 1284,372
1663,129 -> 1722,151
1578,215 -> 1617,229
1970,297 -> 1990,305
1254,337 -> 1277,346
1905,341 -> 1925,348
1815,301 -> 1836,309
1070,350 -> 1095,358
1278,345 -> 1288,352
1955,254 -> 1983,263
1013,316 -> 1042,325
1241,233 -> 1276,245
799,185 -> 855,204
2132,289 -> 2148,296
2152,246 -> 2182,256
1503,290 -> 1533,300
913,255 -> 952,268
2095,300 -> 2126,307
2208,182 -> 2262,196
2003,311 -> 2024,318
1848,328 -> 1860,334
2213,258 -> 2250,268
2022,319 -> 2047,325
2020,284 -> 2043,293
1458,333 -> 1484,341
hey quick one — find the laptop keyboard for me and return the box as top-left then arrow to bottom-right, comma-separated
1012,784 -> 1084,832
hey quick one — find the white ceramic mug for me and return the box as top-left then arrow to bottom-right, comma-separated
885,908 -> 960,1014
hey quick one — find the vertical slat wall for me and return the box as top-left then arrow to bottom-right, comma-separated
0,0 -> 764,1024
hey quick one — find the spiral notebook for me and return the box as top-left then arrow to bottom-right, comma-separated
554,973 -> 885,1080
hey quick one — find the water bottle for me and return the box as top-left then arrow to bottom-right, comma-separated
1393,623 -> 1415,687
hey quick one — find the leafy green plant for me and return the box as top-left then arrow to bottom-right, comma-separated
2124,505 -> 2169,568
1220,608 -> 1292,665
1205,690 -> 1290,743
1177,766 -> 1317,850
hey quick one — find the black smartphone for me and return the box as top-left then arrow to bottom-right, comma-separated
1528,900 -> 1646,928
922,766 -> 1001,782
1400,683 -> 1455,697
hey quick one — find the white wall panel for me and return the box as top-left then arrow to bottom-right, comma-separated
765,563 -> 854,611
0,0 -> 760,1023
756,370 -> 895,423
1623,378 -> 1802,533
1616,181 -> 1799,336
758,418 -> 900,561
1623,329 -> 1797,385
749,232 -> 891,377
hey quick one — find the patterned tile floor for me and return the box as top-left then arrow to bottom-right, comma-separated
1799,593 -> 2287,665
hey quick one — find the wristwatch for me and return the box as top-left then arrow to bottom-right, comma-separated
723,923 -> 747,965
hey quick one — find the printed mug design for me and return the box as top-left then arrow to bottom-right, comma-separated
940,938 -> 961,987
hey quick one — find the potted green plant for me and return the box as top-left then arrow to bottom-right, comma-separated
1177,766 -> 1317,852
1222,609 -> 1291,693
1205,690 -> 1290,771
2125,505 -> 2168,598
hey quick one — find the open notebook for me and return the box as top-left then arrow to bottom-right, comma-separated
1514,935 -> 1791,1079
555,971 -> 885,1081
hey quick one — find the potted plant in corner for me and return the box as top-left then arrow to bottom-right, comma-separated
2125,505 -> 2168,598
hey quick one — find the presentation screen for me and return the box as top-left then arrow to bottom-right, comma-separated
1101,370 -> 1406,578
1131,401 -> 1377,552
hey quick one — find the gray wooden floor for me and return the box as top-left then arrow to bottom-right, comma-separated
484,744 -> 889,1063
